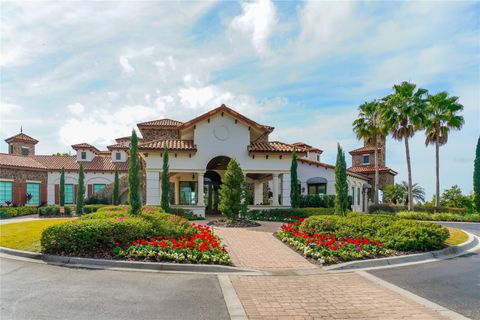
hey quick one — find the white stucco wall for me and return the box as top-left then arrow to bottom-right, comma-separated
111,150 -> 128,163
47,171 -> 121,204
75,149 -> 95,161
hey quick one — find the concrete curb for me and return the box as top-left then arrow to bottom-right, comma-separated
357,271 -> 471,320
218,275 -> 248,320
324,231 -> 479,271
0,246 -> 261,275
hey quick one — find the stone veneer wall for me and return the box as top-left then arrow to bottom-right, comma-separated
141,129 -> 180,142
8,141 -> 36,156
0,167 -> 47,205
352,151 -> 385,167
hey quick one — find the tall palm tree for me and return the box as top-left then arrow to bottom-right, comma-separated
401,181 -> 425,205
425,92 -> 464,207
352,101 -> 385,205
382,81 -> 428,211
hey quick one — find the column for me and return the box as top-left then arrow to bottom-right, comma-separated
281,172 -> 291,206
197,172 -> 204,206
146,170 -> 160,205
174,177 -> 180,205
272,173 -> 279,206
254,182 -> 263,205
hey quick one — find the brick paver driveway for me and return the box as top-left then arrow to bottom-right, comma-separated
213,224 -> 315,270
231,273 -> 449,320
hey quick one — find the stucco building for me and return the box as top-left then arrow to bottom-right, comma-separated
0,105 -> 396,215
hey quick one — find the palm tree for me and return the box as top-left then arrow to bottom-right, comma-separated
352,101 -> 385,205
425,92 -> 464,207
401,181 -> 425,205
382,81 -> 428,211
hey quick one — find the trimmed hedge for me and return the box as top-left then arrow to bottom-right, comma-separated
165,207 -> 204,220
299,194 -> 336,208
82,204 -> 109,214
96,205 -> 130,213
38,206 -> 72,217
244,207 -> 336,222
299,214 -> 449,251
368,203 -> 467,214
0,206 -> 38,219
396,211 -> 480,223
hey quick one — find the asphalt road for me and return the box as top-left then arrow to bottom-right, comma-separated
0,258 -> 229,320
370,222 -> 480,320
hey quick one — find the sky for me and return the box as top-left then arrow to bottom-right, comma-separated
1,0 -> 479,199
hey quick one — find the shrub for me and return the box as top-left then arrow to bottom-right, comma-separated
85,196 -> 110,205
244,207 -> 336,222
96,205 -> 130,213
396,211 -> 431,221
165,207 -> 203,220
299,195 -> 336,208
0,206 -> 38,218
139,209 -> 196,238
79,211 -> 128,220
299,214 -> 448,251
83,204 -> 109,214
396,211 -> 480,222
368,204 -> 396,214
41,218 -> 152,255
38,206 -> 72,217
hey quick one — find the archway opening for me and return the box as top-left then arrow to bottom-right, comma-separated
205,156 -> 231,215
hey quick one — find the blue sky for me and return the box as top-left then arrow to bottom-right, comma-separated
1,1 -> 479,199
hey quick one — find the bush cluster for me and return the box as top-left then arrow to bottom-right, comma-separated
0,206 -> 38,219
299,194 -> 335,208
368,203 -> 467,214
396,211 -> 480,223
299,214 -> 449,251
38,206 -> 73,216
244,207 -> 335,222
165,207 -> 204,220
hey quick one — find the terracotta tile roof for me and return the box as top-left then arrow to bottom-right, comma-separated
35,155 -> 128,172
5,133 -> 39,144
348,165 -> 397,175
293,142 -> 322,153
137,118 -> 183,128
107,143 -> 129,151
34,155 -> 78,170
179,104 -> 274,134
0,153 -> 46,170
138,139 -> 197,151
71,143 -> 100,154
298,157 -> 370,180
248,141 -> 307,154
349,145 -> 381,155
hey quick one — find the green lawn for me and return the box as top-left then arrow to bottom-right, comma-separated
444,227 -> 469,245
0,219 -> 72,252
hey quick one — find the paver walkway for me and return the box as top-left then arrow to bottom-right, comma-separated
213,226 -> 315,270
231,273 -> 449,320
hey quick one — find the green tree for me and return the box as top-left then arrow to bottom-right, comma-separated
382,184 -> 405,204
112,166 -> 120,205
59,167 -> 65,206
440,185 -> 473,210
401,181 -> 425,205
218,159 -> 245,221
474,136 -> 480,212
335,144 -> 348,216
290,148 -> 300,208
352,100 -> 385,205
76,164 -> 85,214
128,129 -> 142,215
425,92 -> 464,207
161,146 -> 170,211
382,81 -> 428,211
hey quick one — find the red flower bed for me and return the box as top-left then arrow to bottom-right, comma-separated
114,223 -> 230,265
277,219 -> 391,264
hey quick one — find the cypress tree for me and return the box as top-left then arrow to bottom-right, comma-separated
76,164 -> 85,214
335,144 -> 349,216
290,148 -> 300,208
474,136 -> 480,212
161,146 -> 170,211
113,166 -> 120,205
128,129 -> 142,215
59,167 -> 65,206
218,159 -> 245,221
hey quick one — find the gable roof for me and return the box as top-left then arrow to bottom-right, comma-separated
138,139 -> 197,152
5,132 -> 39,144
137,118 -> 183,129
348,165 -> 397,175
71,143 -> 100,154
349,145 -> 381,155
298,157 -> 370,180
107,143 -> 129,151
178,104 -> 274,134
0,153 -> 46,170
248,141 -> 307,154
293,142 -> 322,153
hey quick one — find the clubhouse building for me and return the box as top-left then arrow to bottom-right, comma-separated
0,105 -> 396,216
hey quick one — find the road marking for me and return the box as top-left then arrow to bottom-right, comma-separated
217,275 -> 248,320
357,271 -> 471,320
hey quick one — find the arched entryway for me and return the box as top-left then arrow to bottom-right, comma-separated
204,156 -> 231,215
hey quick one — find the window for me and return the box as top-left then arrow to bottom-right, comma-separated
21,147 -> 29,156
93,184 -> 106,193
9,145 -> 13,154
179,181 -> 197,205
0,181 -> 13,205
351,186 -> 355,204
362,155 -> 369,164
81,151 -> 87,160
316,155 -> 320,161
357,187 -> 361,205
64,184 -> 74,204
26,183 -> 40,205
308,183 -> 326,195
115,152 -> 121,160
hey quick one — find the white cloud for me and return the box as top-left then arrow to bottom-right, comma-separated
119,55 -> 135,74
67,103 -> 85,115
229,0 -> 278,56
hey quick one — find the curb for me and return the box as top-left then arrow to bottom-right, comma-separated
357,271 -> 470,320
0,247 -> 261,275
324,231 -> 479,271
218,275 -> 248,320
